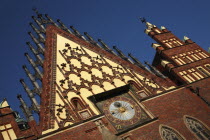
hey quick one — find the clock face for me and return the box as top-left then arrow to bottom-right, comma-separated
103,96 -> 141,126
109,101 -> 135,120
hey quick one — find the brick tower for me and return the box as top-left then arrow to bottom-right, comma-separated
0,10 -> 210,140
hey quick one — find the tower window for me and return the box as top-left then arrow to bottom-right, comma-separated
205,64 -> 210,70
184,116 -> 210,140
179,71 -> 195,83
188,69 -> 204,80
159,125 -> 185,140
197,67 -> 210,77
172,56 -> 185,65
0,124 -> 17,140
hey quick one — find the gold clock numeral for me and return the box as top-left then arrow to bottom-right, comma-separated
115,125 -> 122,130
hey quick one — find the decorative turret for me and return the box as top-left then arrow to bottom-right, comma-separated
24,53 -> 43,79
19,79 -> 40,113
113,46 -> 133,63
84,32 -> 102,48
144,61 -> 167,78
70,26 -> 87,40
98,39 -> 116,55
57,19 -> 73,34
128,53 -> 150,71
17,94 -> 34,121
22,65 -> 42,94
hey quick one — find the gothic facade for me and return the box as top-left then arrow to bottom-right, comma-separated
0,10 -> 210,140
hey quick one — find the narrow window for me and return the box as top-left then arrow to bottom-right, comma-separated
184,116 -> 210,140
71,97 -> 85,110
199,50 -> 209,58
173,56 -> 183,65
176,41 -> 183,46
159,125 -> 185,140
182,53 -> 191,63
186,56 -> 194,62
192,69 -> 204,79
155,29 -> 161,33
205,64 -> 210,70
197,67 -> 210,77
179,71 -> 195,83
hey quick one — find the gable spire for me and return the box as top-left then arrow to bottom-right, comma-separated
24,53 -> 43,79
28,32 -> 45,51
29,23 -> 46,43
84,32 -> 102,48
144,61 -> 166,78
26,42 -> 43,55
128,53 -> 150,71
98,39 -> 116,55
113,46 -> 133,63
17,94 -> 34,121
22,65 -> 42,94
19,79 -> 40,113
70,26 -> 87,40
57,19 -> 73,34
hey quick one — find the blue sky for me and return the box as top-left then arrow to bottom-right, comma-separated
0,0 -> 210,120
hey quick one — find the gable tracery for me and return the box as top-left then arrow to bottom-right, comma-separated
51,34 -> 167,129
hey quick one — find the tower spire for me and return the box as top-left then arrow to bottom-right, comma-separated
17,94 -> 34,121
19,79 -> 40,113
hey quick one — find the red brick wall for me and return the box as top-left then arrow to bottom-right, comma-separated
127,87 -> 210,139
40,121 -> 103,140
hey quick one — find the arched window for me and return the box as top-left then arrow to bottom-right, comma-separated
159,125 -> 185,140
184,116 -> 210,140
71,97 -> 85,110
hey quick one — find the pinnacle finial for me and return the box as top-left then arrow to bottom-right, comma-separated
183,36 -> 190,41
139,17 -> 146,24
32,8 -> 41,17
